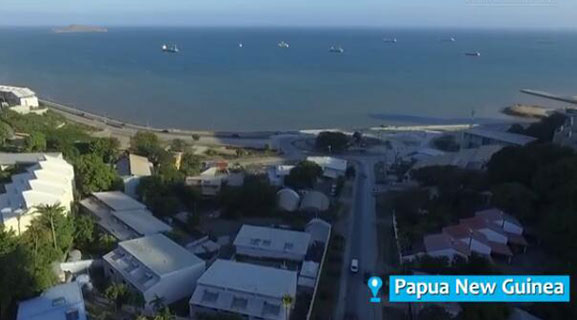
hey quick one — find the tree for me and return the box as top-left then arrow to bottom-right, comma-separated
131,131 -> 162,158
284,161 -> 323,189
149,294 -> 166,311
24,131 -> 46,152
490,183 -> 537,223
0,122 -> 11,146
282,294 -> 294,320
73,214 -> 95,249
33,204 -> 74,255
89,137 -> 120,163
0,228 -> 35,319
315,131 -> 349,153
170,138 -> 186,152
105,283 -> 130,311
514,112 -> 567,142
219,175 -> 276,218
75,153 -> 120,195
179,152 -> 202,176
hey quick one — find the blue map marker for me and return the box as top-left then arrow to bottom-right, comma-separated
368,276 -> 383,303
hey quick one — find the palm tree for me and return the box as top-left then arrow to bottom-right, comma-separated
282,294 -> 294,320
35,204 -> 66,251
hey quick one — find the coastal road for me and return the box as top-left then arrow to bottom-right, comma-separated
336,157 -> 383,320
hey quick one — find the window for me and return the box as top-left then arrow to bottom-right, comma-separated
262,240 -> 271,246
231,296 -> 248,310
250,238 -> 261,246
65,308 -> 79,320
284,242 -> 294,250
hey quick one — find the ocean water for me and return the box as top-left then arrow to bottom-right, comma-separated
0,27 -> 575,131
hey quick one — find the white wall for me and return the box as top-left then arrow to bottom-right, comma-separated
236,245 -> 305,261
477,229 -> 508,244
144,262 -> 206,309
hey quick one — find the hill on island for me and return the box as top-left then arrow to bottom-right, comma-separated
52,24 -> 108,33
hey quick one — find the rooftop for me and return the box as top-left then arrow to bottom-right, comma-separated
118,234 -> 203,276
116,154 -> 152,177
0,152 -> 63,166
465,128 -> 537,146
234,225 -> 311,257
91,191 -> 147,211
424,233 -> 470,256
0,85 -> 36,98
17,282 -> 86,320
196,259 -> 297,299
475,208 -> 522,227
306,156 -> 348,171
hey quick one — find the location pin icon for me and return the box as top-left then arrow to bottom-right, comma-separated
368,276 -> 383,303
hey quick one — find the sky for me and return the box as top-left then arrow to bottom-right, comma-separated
1,0 -> 577,29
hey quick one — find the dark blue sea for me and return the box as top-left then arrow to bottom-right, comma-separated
0,27 -> 575,131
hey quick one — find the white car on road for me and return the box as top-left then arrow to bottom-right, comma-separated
350,258 -> 359,273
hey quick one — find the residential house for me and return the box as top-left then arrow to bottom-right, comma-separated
0,85 -> 45,114
116,154 -> 153,198
234,225 -> 311,262
185,167 -> 244,197
17,282 -> 86,320
423,233 -> 470,261
79,191 -> 172,241
103,234 -> 205,309
306,156 -> 348,179
189,259 -> 297,320
0,153 -> 74,235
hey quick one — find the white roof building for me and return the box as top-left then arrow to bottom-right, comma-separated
462,128 -> 536,148
0,153 -> 74,235
0,85 -> 43,114
234,225 -> 311,261
80,191 -> 172,241
103,234 -> 205,309
306,156 -> 348,179
189,259 -> 297,320
17,281 -> 86,320
412,145 -> 504,171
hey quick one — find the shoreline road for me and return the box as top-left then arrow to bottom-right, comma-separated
336,157 -> 383,320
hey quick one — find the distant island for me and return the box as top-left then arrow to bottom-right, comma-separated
52,24 -> 108,33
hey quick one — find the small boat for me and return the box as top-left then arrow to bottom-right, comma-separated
329,46 -> 344,53
465,52 -> 481,57
383,38 -> 397,43
161,44 -> 179,53
278,41 -> 290,48
238,43 -> 243,48
442,37 -> 456,42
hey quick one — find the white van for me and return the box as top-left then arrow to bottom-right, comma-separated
350,258 -> 359,273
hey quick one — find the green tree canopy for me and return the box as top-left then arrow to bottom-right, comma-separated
179,152 -> 203,176
24,131 -> 47,152
75,153 -> 120,195
89,137 -> 121,163
285,160 -> 323,189
131,131 -> 162,158
315,131 -> 349,153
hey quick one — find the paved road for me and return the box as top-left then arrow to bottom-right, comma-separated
334,157 -> 384,320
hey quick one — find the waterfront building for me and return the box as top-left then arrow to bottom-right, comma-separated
189,259 -> 297,320
0,85 -> 45,114
185,167 -> 244,197
103,234 -> 205,310
79,191 -> 172,241
0,153 -> 74,235
553,108 -> 577,150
